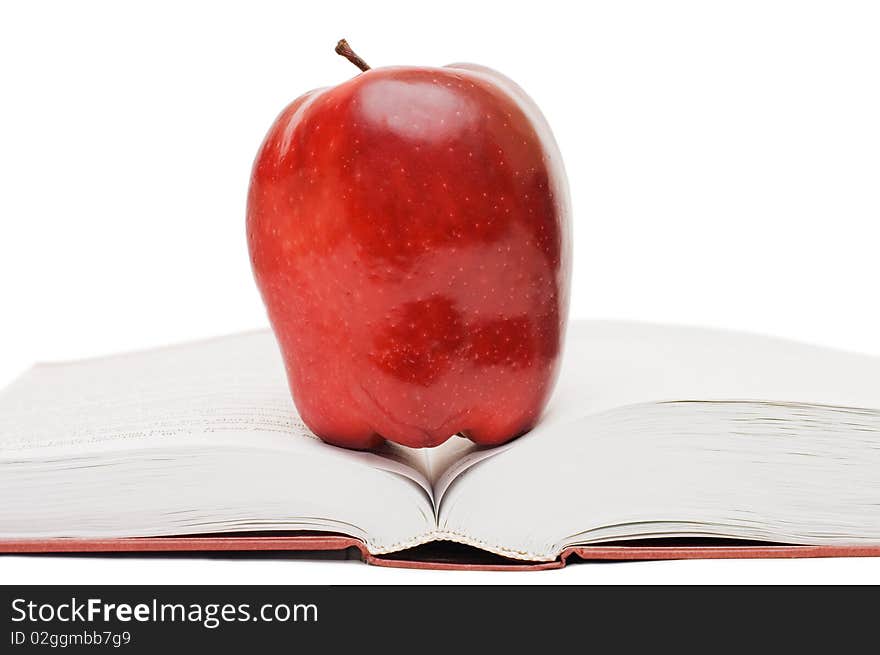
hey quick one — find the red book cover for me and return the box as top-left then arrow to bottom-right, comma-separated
4,536 -> 880,571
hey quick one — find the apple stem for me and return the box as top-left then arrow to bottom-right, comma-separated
335,39 -> 371,72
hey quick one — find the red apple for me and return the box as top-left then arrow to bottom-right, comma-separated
247,40 -> 571,449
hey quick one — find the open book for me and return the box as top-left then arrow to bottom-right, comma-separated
2,321 -> 880,569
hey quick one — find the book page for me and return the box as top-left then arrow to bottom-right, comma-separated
0,331 -> 435,551
0,331 -> 432,491
437,321 -> 880,560
539,320 -> 880,429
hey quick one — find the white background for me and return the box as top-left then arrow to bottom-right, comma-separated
1,0 -> 879,584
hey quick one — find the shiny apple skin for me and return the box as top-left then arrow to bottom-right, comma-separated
247,63 -> 571,449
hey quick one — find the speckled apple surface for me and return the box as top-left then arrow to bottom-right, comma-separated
247,59 -> 571,449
